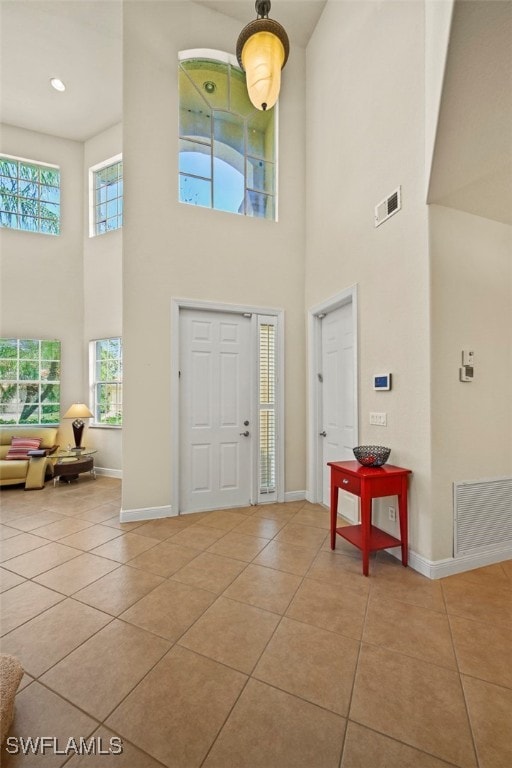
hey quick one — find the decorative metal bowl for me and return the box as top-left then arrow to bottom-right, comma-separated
353,445 -> 391,467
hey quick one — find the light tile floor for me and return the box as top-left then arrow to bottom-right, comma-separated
1,477 -> 511,767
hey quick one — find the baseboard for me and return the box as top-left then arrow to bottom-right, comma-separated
386,544 -> 512,579
120,504 -> 175,523
284,490 -> 306,503
94,467 -> 122,480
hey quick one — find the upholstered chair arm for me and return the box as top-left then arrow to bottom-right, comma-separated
24,456 -> 53,490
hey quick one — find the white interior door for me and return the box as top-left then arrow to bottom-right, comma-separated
320,302 -> 358,521
180,309 -> 252,513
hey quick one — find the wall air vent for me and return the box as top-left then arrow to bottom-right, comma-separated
454,477 -> 512,557
375,186 -> 401,227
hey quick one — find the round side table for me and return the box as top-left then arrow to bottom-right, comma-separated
53,455 -> 96,485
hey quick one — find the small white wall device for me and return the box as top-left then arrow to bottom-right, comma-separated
373,373 -> 392,391
459,349 -> 474,382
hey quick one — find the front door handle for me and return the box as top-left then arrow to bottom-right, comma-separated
240,431 -> 250,437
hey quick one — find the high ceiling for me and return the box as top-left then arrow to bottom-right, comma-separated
0,0 -> 123,142
195,1 -> 327,48
428,0 -> 512,225
0,0 -> 325,142
1,0 -> 510,225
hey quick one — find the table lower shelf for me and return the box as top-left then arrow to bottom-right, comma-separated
335,524 -> 401,552
53,456 -> 95,485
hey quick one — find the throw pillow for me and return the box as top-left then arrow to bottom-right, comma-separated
5,437 -> 42,460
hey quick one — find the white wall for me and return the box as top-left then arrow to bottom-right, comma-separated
424,0 -> 454,196
122,1 -> 306,512
0,123 -> 84,449
306,1 -> 433,558
83,122 -> 123,472
430,204 -> 512,560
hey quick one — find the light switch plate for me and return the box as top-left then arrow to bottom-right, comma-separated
369,412 -> 387,426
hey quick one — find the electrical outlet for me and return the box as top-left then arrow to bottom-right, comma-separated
388,506 -> 396,522
369,412 -> 387,426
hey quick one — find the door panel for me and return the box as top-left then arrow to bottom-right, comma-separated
191,352 -> 212,426
180,309 -> 252,512
321,302 -> 358,522
220,443 -> 238,489
220,352 -> 239,425
191,444 -> 211,491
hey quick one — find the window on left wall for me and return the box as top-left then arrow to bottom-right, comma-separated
0,339 -> 61,425
90,338 -> 122,425
89,155 -> 123,236
0,155 -> 60,235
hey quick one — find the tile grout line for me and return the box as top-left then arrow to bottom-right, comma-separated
197,504 -> 313,767
441,579 -> 482,768
4,488 -> 510,767
337,573 -> 371,768
97,511 -> 281,767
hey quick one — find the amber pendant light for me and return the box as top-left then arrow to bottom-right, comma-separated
236,0 -> 289,111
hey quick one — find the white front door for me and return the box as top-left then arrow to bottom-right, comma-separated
320,302 -> 358,521
180,309 -> 252,513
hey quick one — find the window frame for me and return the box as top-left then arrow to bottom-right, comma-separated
89,337 -> 123,427
0,153 -> 61,235
0,338 -> 61,425
258,315 -> 278,502
178,49 -> 279,221
88,154 -> 123,237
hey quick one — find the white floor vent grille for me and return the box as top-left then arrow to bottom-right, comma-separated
454,477 -> 512,557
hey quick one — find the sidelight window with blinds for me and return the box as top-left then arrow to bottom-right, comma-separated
258,319 -> 277,499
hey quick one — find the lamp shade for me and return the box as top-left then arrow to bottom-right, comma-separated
63,403 -> 93,420
236,1 -> 289,112
241,31 -> 285,112
63,403 -> 93,449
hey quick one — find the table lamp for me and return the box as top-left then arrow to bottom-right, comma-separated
63,403 -> 93,449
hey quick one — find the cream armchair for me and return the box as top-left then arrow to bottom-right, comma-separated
0,427 -> 59,490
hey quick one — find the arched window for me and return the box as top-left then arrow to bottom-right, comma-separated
179,50 -> 276,220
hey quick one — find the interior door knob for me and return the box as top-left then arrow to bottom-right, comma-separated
319,431 -> 327,437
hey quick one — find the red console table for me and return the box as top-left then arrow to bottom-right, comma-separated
328,461 -> 412,576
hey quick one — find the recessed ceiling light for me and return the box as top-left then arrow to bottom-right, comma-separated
50,78 -> 66,92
